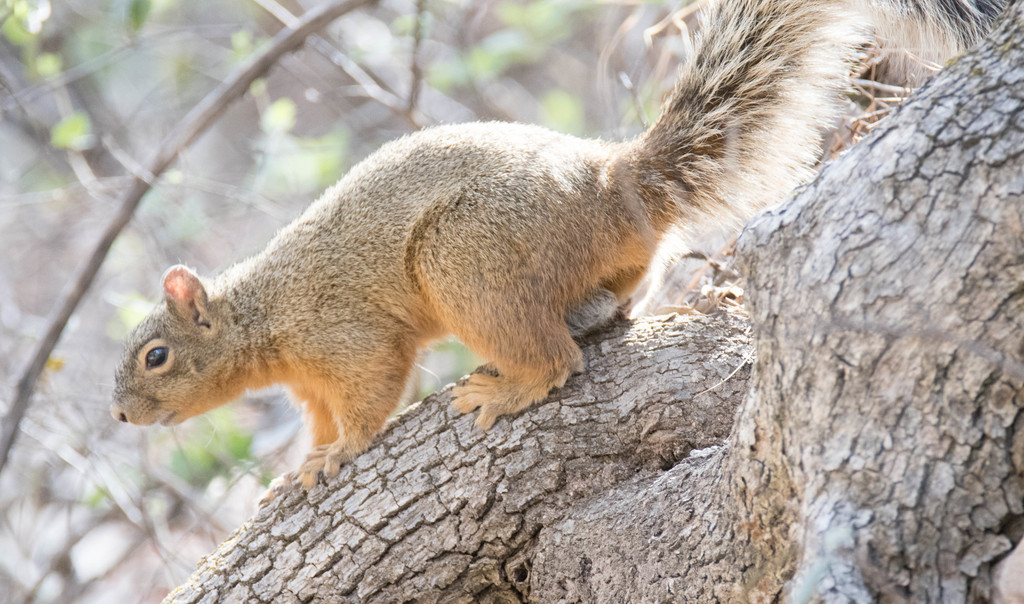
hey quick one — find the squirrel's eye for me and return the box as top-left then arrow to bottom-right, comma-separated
145,347 -> 169,369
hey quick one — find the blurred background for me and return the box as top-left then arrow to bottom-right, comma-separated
0,0 -> 738,601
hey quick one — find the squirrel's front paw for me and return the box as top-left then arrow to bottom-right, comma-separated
296,441 -> 349,488
257,442 -> 351,507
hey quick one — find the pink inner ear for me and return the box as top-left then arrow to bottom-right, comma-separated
163,267 -> 197,303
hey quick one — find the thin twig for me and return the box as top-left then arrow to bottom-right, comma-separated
251,0 -> 425,128
308,36 -> 417,120
407,0 -> 427,115
692,353 -> 754,397
22,507 -> 121,601
0,24 -> 241,113
675,234 -> 738,305
851,78 -> 913,97
0,0 -> 376,476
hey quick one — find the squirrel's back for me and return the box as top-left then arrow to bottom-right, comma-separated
236,122 -> 634,331
294,122 -> 614,232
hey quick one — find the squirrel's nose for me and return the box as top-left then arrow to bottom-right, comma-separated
110,405 -> 129,423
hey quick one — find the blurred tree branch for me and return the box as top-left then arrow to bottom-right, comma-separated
252,0 -> 428,128
407,0 -> 427,114
0,0 -> 377,477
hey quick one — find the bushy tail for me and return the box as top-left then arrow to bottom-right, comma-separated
866,0 -> 1005,83
626,0 -> 1005,235
627,0 -> 870,233
892,0 -> 1003,49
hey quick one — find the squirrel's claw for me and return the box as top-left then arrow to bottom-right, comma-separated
257,442 -> 348,508
475,409 -> 498,431
453,370 -> 560,431
451,373 -> 495,416
296,441 -> 349,488
258,472 -> 296,509
452,374 -> 505,430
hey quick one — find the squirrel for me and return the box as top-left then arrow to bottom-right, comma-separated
111,0 -> 1003,490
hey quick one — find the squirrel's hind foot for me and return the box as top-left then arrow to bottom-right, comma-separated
452,363 -> 577,430
452,373 -> 506,429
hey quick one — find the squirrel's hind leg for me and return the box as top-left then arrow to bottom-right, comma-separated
565,287 -> 621,338
451,314 -> 583,430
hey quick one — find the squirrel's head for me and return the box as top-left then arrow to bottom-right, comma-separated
111,265 -> 242,427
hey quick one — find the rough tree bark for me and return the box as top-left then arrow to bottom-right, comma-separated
166,3 -> 1024,602
733,4 -> 1024,599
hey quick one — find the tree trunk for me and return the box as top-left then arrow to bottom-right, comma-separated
734,2 -> 1024,599
167,3 -> 1024,601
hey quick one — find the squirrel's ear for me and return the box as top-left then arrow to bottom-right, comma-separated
162,265 -> 212,329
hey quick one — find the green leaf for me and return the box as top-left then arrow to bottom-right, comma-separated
497,0 -> 584,43
392,12 -> 432,37
50,111 -> 93,150
128,0 -> 151,31
35,51 -> 61,77
167,407 -> 254,486
2,10 -> 34,46
231,29 -> 253,60
81,484 -> 109,509
391,13 -> 417,36
495,2 -> 527,27
106,290 -> 154,340
540,89 -> 585,136
260,97 -> 296,134
467,29 -> 533,78
427,59 -> 471,93
258,130 -> 349,194
249,77 -> 267,97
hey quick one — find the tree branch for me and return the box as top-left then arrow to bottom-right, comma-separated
406,0 -> 427,115
251,0 -> 428,129
0,0 -> 376,476
165,311 -> 752,602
